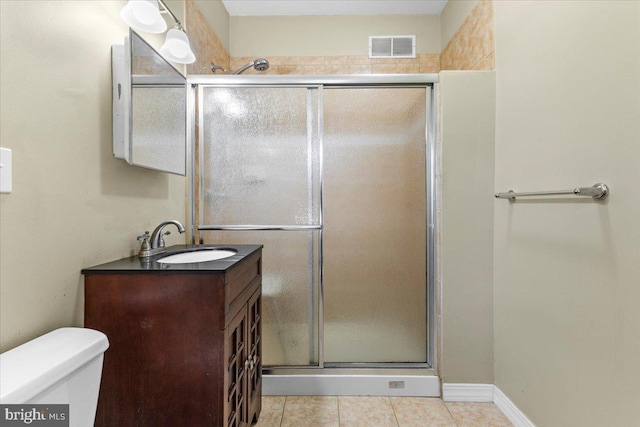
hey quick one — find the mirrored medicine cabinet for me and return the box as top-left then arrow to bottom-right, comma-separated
112,29 -> 186,176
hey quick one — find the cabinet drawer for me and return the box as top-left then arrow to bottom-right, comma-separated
226,253 -> 261,312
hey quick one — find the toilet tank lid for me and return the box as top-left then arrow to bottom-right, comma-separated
0,327 -> 109,403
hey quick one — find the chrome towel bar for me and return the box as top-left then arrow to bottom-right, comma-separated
495,183 -> 609,201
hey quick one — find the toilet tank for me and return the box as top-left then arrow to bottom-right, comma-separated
0,327 -> 109,427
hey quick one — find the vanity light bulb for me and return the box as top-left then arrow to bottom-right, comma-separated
166,42 -> 188,59
169,44 -> 188,59
159,29 -> 196,64
131,0 -> 157,25
121,0 -> 167,34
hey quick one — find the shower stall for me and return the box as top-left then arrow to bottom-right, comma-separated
187,74 -> 439,396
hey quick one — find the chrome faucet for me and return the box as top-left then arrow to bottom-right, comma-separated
138,220 -> 186,258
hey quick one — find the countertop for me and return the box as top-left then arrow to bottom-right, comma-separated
81,244 -> 262,274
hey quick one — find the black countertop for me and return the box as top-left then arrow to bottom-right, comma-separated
81,244 -> 262,274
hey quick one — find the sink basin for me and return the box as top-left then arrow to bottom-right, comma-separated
157,249 -> 237,264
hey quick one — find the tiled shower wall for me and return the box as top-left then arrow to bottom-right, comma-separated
228,54 -> 441,75
185,0 -> 494,75
185,0 -> 230,75
441,0 -> 495,71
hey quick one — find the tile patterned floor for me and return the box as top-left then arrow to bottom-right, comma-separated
254,396 -> 513,427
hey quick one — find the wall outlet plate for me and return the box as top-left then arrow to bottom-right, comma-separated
0,147 -> 12,193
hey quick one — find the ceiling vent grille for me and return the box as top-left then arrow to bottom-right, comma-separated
369,35 -> 416,58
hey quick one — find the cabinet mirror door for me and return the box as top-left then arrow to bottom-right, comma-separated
112,29 -> 186,176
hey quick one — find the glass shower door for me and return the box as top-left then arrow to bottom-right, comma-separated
199,86 -> 321,367
322,87 -> 428,364
198,83 -> 430,369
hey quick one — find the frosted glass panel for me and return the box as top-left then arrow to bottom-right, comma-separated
323,88 -> 427,363
205,230 -> 319,367
131,87 -> 186,174
201,87 -> 320,225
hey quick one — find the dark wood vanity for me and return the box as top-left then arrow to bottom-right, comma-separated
83,245 -> 262,427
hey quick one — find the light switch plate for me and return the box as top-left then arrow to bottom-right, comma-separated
0,147 -> 12,193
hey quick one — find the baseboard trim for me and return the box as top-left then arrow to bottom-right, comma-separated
493,386 -> 535,427
443,384 -> 535,427
264,374 -> 441,397
442,383 -> 494,402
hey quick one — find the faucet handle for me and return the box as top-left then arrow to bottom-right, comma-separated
158,231 -> 170,248
137,232 -> 151,251
137,232 -> 152,258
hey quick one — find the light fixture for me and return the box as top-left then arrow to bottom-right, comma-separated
160,29 -> 196,64
120,0 -> 167,33
120,0 -> 196,65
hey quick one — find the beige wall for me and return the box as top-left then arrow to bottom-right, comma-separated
226,15 -> 441,75
173,10 -> 444,76
0,1 -> 187,352
440,0 -> 480,49
494,1 -> 640,426
440,71 -> 495,384
229,15 -> 441,57
193,0 -> 229,51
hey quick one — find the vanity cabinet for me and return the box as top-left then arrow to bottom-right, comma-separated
225,287 -> 262,427
83,246 -> 262,427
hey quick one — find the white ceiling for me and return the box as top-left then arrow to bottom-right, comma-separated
221,0 -> 449,17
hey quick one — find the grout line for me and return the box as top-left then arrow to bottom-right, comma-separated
388,396 -> 401,427
278,396 -> 286,427
443,401 -> 461,427
337,395 -> 341,426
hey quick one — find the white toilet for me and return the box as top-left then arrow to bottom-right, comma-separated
0,327 -> 109,426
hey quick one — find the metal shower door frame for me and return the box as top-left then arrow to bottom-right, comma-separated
187,74 -> 439,380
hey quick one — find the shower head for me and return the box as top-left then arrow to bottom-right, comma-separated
253,58 -> 270,72
233,58 -> 270,75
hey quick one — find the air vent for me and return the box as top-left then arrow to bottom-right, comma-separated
369,35 -> 416,58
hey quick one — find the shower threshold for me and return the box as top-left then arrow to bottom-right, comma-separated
262,367 -> 440,397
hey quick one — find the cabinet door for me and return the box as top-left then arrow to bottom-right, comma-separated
225,308 -> 249,427
247,287 -> 262,424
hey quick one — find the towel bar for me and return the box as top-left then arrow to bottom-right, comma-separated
495,183 -> 609,201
